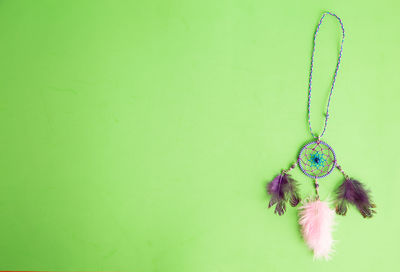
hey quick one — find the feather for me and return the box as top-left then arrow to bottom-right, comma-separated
335,178 -> 376,218
299,199 -> 335,260
267,174 -> 300,215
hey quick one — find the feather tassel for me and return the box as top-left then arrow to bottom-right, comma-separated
335,178 -> 376,218
299,199 -> 335,260
267,173 -> 300,215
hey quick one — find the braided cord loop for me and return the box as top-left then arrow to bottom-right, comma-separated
307,12 -> 345,138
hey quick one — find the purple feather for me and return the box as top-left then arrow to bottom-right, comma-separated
335,178 -> 376,218
267,174 -> 300,215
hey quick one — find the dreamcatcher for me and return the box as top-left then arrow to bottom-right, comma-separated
266,12 -> 376,260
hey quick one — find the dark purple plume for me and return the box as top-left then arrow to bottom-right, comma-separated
267,174 -> 300,216
335,178 -> 376,218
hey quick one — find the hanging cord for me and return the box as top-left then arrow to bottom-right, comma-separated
314,179 -> 320,198
336,164 -> 349,180
307,12 -> 345,139
281,162 -> 297,175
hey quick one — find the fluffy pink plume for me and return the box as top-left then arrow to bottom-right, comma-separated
299,199 -> 335,260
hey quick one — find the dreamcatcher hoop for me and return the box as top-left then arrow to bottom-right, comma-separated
298,141 -> 336,179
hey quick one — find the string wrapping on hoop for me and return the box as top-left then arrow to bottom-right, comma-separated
307,12 -> 345,139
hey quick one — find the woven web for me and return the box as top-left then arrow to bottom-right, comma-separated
298,141 -> 335,178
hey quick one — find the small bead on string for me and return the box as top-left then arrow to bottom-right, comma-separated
314,178 -> 320,199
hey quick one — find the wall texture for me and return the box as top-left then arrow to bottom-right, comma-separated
0,0 -> 398,271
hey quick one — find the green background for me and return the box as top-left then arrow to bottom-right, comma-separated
0,0 -> 398,271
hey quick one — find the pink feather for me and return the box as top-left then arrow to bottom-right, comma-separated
299,199 -> 335,260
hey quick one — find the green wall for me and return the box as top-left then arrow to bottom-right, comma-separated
0,0 -> 398,271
